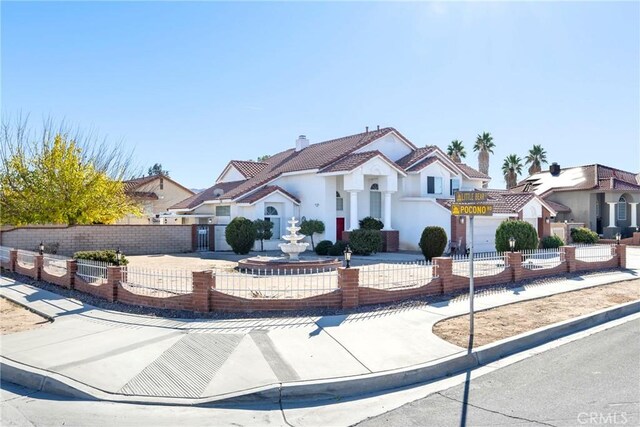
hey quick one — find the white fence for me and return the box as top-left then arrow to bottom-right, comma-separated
121,266 -> 193,296
42,254 -> 70,277
0,246 -> 12,262
16,250 -> 36,268
521,248 -> 563,270
358,261 -> 436,291
574,244 -> 615,262
452,251 -> 509,277
76,259 -> 110,284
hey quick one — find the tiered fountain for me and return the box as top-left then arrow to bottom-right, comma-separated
237,216 -> 341,274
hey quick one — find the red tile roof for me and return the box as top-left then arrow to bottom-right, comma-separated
438,190 -> 536,214
236,185 -> 301,204
396,146 -> 437,169
319,151 -> 380,173
227,160 -> 268,179
456,163 -> 491,180
543,199 -> 571,214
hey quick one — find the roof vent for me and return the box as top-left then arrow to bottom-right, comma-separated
549,162 -> 560,177
295,135 -> 309,152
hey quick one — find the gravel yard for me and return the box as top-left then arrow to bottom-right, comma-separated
0,297 -> 50,334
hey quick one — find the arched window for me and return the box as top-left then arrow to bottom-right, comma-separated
370,183 -> 381,219
336,191 -> 344,211
618,196 -> 627,221
264,205 -> 280,239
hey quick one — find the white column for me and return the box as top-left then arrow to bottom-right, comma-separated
383,192 -> 393,230
630,203 -> 638,228
349,191 -> 359,231
607,202 -> 616,227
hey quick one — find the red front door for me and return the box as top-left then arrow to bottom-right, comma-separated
336,218 -> 345,241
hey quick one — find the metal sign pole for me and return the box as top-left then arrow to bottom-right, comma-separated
469,215 -> 475,347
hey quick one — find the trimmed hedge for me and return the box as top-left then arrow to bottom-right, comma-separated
349,229 -> 382,255
495,220 -> 539,252
315,240 -> 333,256
541,235 -> 564,249
418,226 -> 447,261
359,216 -> 384,230
328,240 -> 348,256
225,217 -> 257,254
570,227 -> 599,244
73,250 -> 128,265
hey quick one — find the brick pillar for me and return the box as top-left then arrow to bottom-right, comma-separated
633,232 -> 640,246
106,266 -> 122,302
192,270 -> 212,312
617,244 -> 627,269
433,257 -> 452,295
563,246 -> 576,273
8,250 -> 17,272
508,252 -> 522,282
34,255 -> 43,281
66,260 -> 77,289
338,267 -> 359,309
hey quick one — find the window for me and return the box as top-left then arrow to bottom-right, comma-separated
618,196 -> 627,221
215,205 -> 230,216
450,179 -> 460,196
264,205 -> 280,239
427,176 -> 443,194
159,178 -> 164,190
370,183 -> 381,219
336,191 -> 344,211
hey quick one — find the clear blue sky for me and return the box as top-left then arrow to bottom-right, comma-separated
2,1 -> 639,189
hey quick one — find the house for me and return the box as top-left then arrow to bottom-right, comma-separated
169,127 -> 555,252
512,164 -> 640,238
118,174 -> 195,224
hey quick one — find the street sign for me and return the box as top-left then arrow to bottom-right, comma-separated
454,191 -> 488,203
451,203 -> 494,216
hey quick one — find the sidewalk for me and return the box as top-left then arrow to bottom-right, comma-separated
1,262 -> 639,404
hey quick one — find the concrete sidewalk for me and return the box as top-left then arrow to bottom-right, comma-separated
1,265 -> 638,404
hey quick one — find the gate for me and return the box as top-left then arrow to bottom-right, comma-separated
196,225 -> 210,251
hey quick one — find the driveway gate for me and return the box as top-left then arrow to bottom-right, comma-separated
196,225 -> 210,251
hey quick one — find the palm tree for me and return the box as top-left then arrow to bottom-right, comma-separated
473,132 -> 495,188
446,140 -> 466,163
525,144 -> 548,176
502,154 -> 523,189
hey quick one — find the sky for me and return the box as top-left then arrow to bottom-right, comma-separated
2,1 -> 639,190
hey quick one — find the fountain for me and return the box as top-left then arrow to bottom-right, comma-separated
237,216 -> 341,274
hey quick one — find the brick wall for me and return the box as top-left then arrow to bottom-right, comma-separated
1,225 -> 194,256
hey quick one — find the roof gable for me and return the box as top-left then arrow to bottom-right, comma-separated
124,174 -> 195,196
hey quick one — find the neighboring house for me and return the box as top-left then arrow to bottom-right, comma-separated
512,164 -> 640,238
119,175 -> 195,225
169,127 -> 555,252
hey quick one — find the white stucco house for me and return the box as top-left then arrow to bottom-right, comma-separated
169,127 -> 557,252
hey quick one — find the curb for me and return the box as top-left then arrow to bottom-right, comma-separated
2,299 -> 638,406
0,295 -> 55,323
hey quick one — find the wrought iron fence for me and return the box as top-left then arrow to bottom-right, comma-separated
76,259 -> 110,284
521,248 -> 563,270
121,266 -> 193,297
213,268 -> 339,299
359,261 -> 437,290
452,251 -> 509,277
16,250 -> 36,268
573,244 -> 615,262
42,254 -> 70,276
0,246 -> 12,262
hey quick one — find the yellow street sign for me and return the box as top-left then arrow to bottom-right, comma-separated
454,191 -> 488,203
451,203 -> 494,216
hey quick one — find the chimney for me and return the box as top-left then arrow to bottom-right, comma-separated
377,125 -> 380,131
549,162 -> 560,177
295,135 -> 309,152
365,126 -> 369,133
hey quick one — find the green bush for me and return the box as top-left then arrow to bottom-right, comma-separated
315,240 -> 333,256
418,226 -> 447,261
348,229 -> 382,255
73,250 -> 128,265
359,216 -> 384,230
541,235 -> 564,249
300,219 -> 325,251
328,240 -> 348,256
495,220 -> 539,252
253,219 -> 273,251
225,217 -> 257,254
570,227 -> 599,244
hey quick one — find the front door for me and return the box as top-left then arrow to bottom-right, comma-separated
336,217 -> 345,241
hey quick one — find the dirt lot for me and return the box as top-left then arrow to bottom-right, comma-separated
433,279 -> 640,348
0,298 -> 50,334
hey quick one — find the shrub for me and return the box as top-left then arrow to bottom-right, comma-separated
495,220 -> 539,252
570,227 -> 599,244
73,250 -> 129,265
359,216 -> 384,230
541,235 -> 564,249
253,219 -> 273,251
225,217 -> 257,254
418,226 -> 447,261
328,240 -> 348,256
300,219 -> 325,251
315,240 -> 333,256
348,229 -> 382,255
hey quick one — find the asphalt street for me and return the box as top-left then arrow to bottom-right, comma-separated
357,318 -> 640,427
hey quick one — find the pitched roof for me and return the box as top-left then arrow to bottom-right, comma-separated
127,191 -> 158,200
235,185 -> 301,204
543,199 -> 571,214
219,160 -> 268,181
123,174 -> 195,196
456,163 -> 491,180
396,146 -> 437,169
437,190 -> 536,214
319,151 -> 380,173
513,164 -> 640,196
169,180 -> 245,210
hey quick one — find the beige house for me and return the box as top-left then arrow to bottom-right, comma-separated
513,164 -> 640,238
119,175 -> 195,225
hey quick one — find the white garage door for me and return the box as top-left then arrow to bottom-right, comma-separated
214,225 -> 232,251
466,217 -> 506,253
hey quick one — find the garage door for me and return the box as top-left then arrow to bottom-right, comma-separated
466,217 -> 506,253
214,225 -> 232,251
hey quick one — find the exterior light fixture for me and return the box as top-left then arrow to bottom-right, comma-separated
545,217 -> 550,224
39,241 -> 44,255
460,216 -> 465,224
115,248 -> 122,266
615,233 -> 621,245
343,244 -> 352,269
508,236 -> 516,252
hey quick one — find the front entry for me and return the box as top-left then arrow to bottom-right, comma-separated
336,217 -> 345,241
